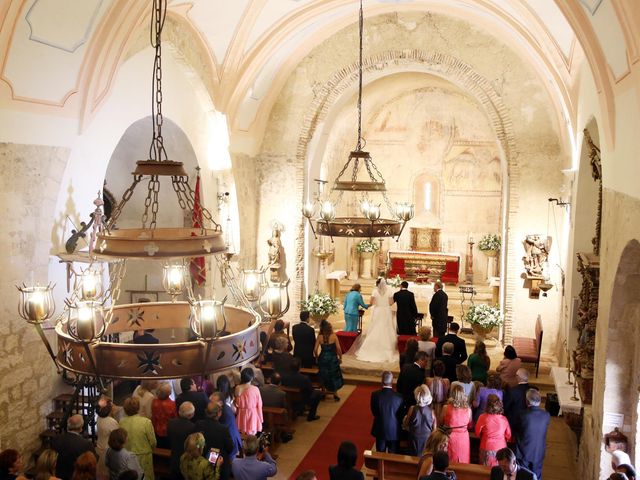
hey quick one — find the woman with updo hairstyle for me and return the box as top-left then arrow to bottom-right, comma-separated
426,360 -> 450,423
404,384 -> 436,456
105,428 -> 144,480
314,319 -> 343,400
450,364 -> 475,404
467,340 -> 490,383
496,345 -> 522,388
0,449 -> 27,480
399,338 -> 419,370
34,449 -> 60,480
473,374 -> 504,424
151,382 -> 176,449
474,394 -> 511,466
71,451 -> 97,480
234,367 -> 263,435
417,326 -> 436,370
119,396 -> 157,479
96,396 -> 120,479
416,429 -> 450,478
180,432 -> 221,480
442,384 -> 472,463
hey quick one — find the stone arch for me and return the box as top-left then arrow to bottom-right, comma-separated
603,239 -> 640,466
295,49 -> 518,339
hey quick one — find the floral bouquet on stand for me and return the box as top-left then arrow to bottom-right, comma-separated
389,274 -> 403,288
301,292 -> 339,321
478,234 -> 501,254
465,303 -> 502,338
356,239 -> 380,254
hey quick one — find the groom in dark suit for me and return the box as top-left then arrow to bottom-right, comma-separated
394,281 -> 418,335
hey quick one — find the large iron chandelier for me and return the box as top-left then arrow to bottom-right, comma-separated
17,0 -> 262,383
302,0 -> 414,241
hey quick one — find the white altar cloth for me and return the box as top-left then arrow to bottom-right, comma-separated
551,366 -> 583,415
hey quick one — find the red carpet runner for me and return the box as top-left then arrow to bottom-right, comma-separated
290,384 -> 377,479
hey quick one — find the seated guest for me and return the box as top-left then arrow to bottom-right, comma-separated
405,384 -> 436,456
490,447 -> 535,480
177,377 -> 209,422
474,395 -> 512,467
435,323 -> 468,364
400,338 -> 420,370
267,319 -> 292,353
0,449 -> 28,480
473,374 -> 503,424
259,373 -> 286,409
329,441 -> 364,480
503,368 -> 533,434
496,345 -> 522,388
210,392 -> 242,460
467,340 -> 490,383
282,358 -> 321,421
442,385 -> 472,464
426,360 -> 450,424
72,451 -> 97,480
419,451 -> 452,480
119,397 -> 156,480
180,432 -> 221,480
234,368 -> 264,435
397,350 -> 429,409
152,382 -> 177,449
167,401 -> 196,480
52,414 -> 95,480
293,311 -> 317,368
417,430 -> 450,478
233,360 -> 265,388
194,403 -> 233,480
231,435 -> 277,480
272,336 -> 296,375
105,429 -> 144,480
450,365 -> 475,404
440,342 -> 458,384
417,326 -> 437,371
34,449 -> 60,480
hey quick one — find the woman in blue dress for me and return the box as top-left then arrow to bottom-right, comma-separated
315,320 -> 344,400
343,284 -> 368,332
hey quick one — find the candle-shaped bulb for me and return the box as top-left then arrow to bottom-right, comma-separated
302,202 -> 315,218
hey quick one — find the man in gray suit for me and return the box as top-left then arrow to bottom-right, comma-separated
259,372 -> 286,408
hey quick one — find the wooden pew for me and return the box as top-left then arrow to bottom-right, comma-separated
262,406 -> 294,444
261,362 -> 334,396
363,450 -> 491,480
152,447 -> 171,479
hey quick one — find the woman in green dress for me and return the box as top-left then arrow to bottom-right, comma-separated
467,340 -> 490,384
180,432 -> 221,480
314,319 -> 343,400
119,396 -> 157,480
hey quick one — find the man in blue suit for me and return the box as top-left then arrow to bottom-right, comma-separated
370,370 -> 404,453
490,448 -> 537,480
515,389 -> 550,480
344,283 -> 368,332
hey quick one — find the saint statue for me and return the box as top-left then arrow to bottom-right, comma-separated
267,222 -> 286,282
523,234 -> 551,277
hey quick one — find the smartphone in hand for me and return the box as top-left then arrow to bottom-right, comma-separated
208,448 -> 220,464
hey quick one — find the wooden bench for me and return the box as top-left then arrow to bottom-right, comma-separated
513,314 -> 544,377
152,447 -> 171,479
363,450 -> 491,480
261,362 -> 334,397
262,406 -> 294,444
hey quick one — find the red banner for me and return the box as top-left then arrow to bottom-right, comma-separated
190,173 -> 206,286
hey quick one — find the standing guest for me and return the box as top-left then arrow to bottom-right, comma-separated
105,429 -> 144,480
259,373 -> 286,409
133,380 -> 157,419
490,447 -> 536,480
473,374 -> 503,424
429,281 -> 449,339
418,451 -> 452,480
417,326 -> 437,371
210,392 -> 242,461
71,452 -> 97,480
328,441 -> 364,480
400,338 -> 420,370
296,471 -> 318,480
52,414 -> 95,480
180,432 -> 221,480
370,371 -> 404,453
450,365 -> 475,404
195,403 -> 234,480
35,449 -> 60,480
314,319 -> 344,400
177,377 -> 210,422
117,471 -> 140,480
267,319 -> 292,353
133,329 -> 159,344
440,343 -> 459,384
610,474 -> 630,480
234,368 -> 263,435
271,336 -> 296,375
515,389 -> 551,480
293,311 -> 317,368
503,369 -> 533,434
215,376 -> 236,415
193,376 -> 216,397
119,397 -> 157,480
442,385 -> 472,464
416,430 -> 450,478
426,360 -> 450,424
167,401 -> 196,480
612,451 -> 637,480
0,449 -> 27,480
435,323 -> 467,364
152,382 -> 177,449
231,435 -> 277,480
475,395 -> 512,467
96,397 -> 120,480
397,351 -> 429,409
405,385 -> 436,456
282,358 -> 322,421
394,281 -> 419,335
467,341 -> 490,383
343,284 -> 368,332
496,346 -> 522,388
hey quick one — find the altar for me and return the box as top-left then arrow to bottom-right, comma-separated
388,250 -> 460,284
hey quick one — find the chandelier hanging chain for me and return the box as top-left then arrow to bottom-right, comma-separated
149,0 -> 168,162
105,175 -> 142,231
356,0 -> 364,151
141,175 -> 161,229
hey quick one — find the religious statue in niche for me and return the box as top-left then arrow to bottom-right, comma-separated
267,221 -> 286,282
522,234 -> 552,278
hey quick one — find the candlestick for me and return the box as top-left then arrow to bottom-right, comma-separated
571,372 -> 579,401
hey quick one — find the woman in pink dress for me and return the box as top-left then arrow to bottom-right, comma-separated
474,394 -> 511,466
442,384 -> 472,463
496,345 -> 522,388
234,367 -> 263,435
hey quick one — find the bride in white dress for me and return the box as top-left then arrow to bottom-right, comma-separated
353,277 -> 399,363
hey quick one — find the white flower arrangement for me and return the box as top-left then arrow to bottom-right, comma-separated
301,292 -> 339,316
389,274 -> 403,288
478,234 -> 501,252
465,304 -> 503,328
356,239 -> 380,253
